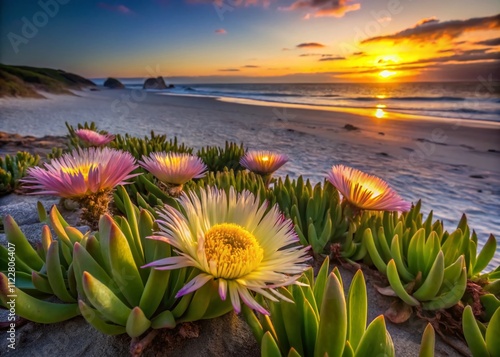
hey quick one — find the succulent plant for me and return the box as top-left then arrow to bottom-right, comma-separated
114,173 -> 171,217
46,146 -> 65,160
111,131 -> 193,159
113,169 -> 267,219
188,168 -> 268,200
196,141 -> 245,172
355,202 -> 498,314
0,151 -> 40,195
462,305 -> 500,357
243,257 -> 395,357
269,176 -> 348,255
452,214 -> 498,281
337,211 -> 378,262
0,204 -> 83,322
367,226 -> 468,311
77,186 -> 236,340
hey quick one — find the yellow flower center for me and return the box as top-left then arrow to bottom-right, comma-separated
62,164 -> 96,180
204,223 -> 263,279
261,156 -> 270,162
360,181 -> 383,198
163,156 -> 182,167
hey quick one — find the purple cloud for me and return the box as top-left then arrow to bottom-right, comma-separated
98,3 -> 133,14
280,0 -> 360,18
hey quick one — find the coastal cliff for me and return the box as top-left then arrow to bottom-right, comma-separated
0,64 -> 95,98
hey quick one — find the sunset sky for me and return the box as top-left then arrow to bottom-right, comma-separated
0,0 -> 499,82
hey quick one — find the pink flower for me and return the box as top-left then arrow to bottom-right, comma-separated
138,152 -> 207,185
22,148 -> 138,198
240,150 -> 288,175
75,129 -> 115,146
327,165 -> 411,212
143,187 -> 309,315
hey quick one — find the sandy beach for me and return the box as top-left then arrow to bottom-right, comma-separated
1,88 -> 499,265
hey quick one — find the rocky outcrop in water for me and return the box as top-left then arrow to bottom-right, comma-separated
143,76 -> 174,89
103,77 -> 125,89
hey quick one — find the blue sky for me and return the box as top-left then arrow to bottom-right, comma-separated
1,0 -> 499,82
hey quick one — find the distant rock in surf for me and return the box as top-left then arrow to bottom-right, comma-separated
143,77 -> 174,90
103,77 -> 125,89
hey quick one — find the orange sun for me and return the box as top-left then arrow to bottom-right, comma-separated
379,70 -> 395,78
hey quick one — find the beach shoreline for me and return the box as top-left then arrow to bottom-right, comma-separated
1,88 -> 499,260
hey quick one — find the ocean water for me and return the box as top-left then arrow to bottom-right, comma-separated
93,79 -> 500,122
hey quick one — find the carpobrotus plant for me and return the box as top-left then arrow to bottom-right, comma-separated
327,164 -> 411,213
138,152 -> 207,196
75,128 -> 115,147
144,186 -> 310,315
21,147 -> 138,227
240,150 -> 288,186
243,257 -> 396,357
0,151 -> 40,195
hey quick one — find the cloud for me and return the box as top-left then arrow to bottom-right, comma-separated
341,49 -> 499,77
377,58 -> 395,64
188,0 -> 271,7
218,68 -> 240,72
362,14 -> 500,44
475,37 -> 500,46
438,49 -> 455,53
299,53 -> 333,57
296,42 -> 326,48
280,0 -> 361,18
98,3 -> 133,14
319,55 -> 345,61
403,50 -> 500,66
416,17 -> 439,26
215,28 -> 227,34
242,65 -> 260,68
349,50 -> 500,76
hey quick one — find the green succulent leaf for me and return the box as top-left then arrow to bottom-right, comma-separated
79,300 -> 126,335
463,305 -> 488,357
126,306 -> 151,338
0,272 -> 79,323
4,215 -> 44,271
46,241 -> 76,302
261,331 -> 282,357
82,271 -> 132,326
315,272 -> 347,357
354,315 -> 394,357
151,309 -> 176,329
419,323 -> 435,357
101,215 -> 144,306
473,234 -> 497,276
347,270 -> 367,351
485,307 -> 500,357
